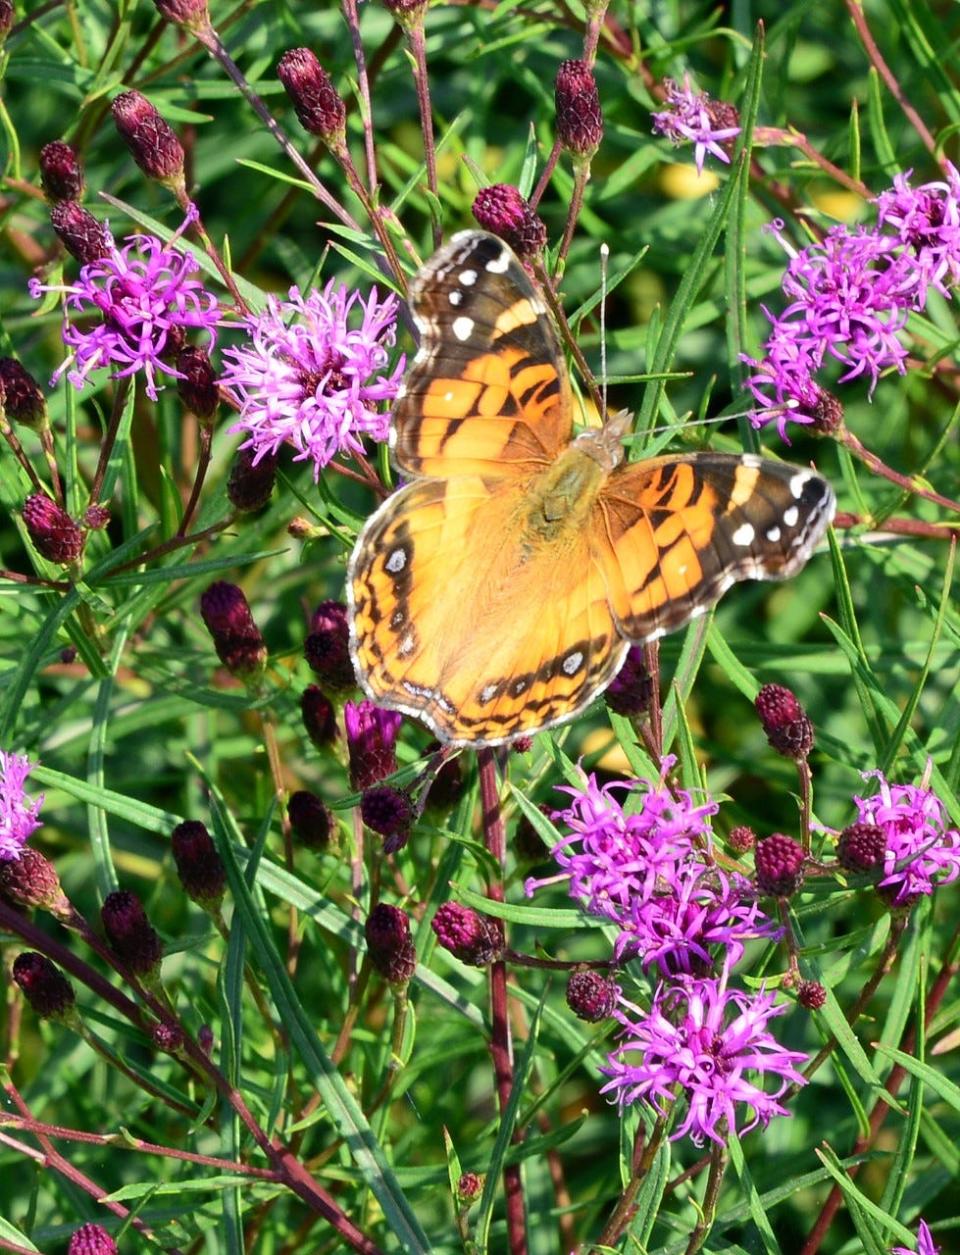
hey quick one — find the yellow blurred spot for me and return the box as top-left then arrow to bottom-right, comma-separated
658,163 -> 720,200
576,395 -> 603,428
808,188 -> 866,222
581,727 -> 634,774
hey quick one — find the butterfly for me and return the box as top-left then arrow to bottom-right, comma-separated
347,231 -> 835,747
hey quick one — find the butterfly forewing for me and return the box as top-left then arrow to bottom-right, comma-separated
391,231 -> 573,479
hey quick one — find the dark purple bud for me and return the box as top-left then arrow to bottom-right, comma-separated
812,387 -> 844,435
67,1224 -> 118,1255
727,824 -> 756,854
379,0 -> 428,23
101,889 -> 163,976
345,700 -> 403,789
365,903 -> 416,985
566,967 -> 618,1022
152,1019 -> 185,1052
111,91 -> 185,183
152,0 -> 211,31
513,806 -> 552,864
39,140 -> 85,202
301,685 -> 338,748
0,0 -> 12,45
304,600 -> 355,689
171,819 -> 226,908
361,785 -> 413,853
471,185 -> 547,258
49,200 -> 110,263
199,581 -> 267,678
0,357 -> 46,428
605,646 -> 653,716
0,847 -> 69,915
84,504 -> 111,530
423,741 -> 464,810
176,346 -> 218,421
22,493 -> 84,564
555,59 -> 603,158
797,980 -> 826,1010
12,951 -> 76,1020
60,645 -> 78,664
511,736 -> 533,755
754,683 -> 814,760
228,446 -> 278,514
288,790 -> 333,851
754,832 -> 806,897
432,901 -> 503,966
277,48 -> 346,145
198,1023 -> 214,1054
456,1171 -> 483,1203
837,822 -> 886,873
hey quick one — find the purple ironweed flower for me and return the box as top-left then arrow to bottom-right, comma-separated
600,966 -> 807,1145
29,207 -> 219,401
171,819 -> 226,909
67,1223 -> 118,1255
566,968 -> 619,1022
101,889 -> 163,976
555,59 -> 603,159
0,752 -> 43,861
288,790 -> 333,850
13,952 -> 76,1021
651,76 -> 741,175
875,164 -> 960,303
0,846 -> 69,915
39,140 -> 85,202
220,282 -> 405,478
345,699 -> 403,790
524,760 -> 717,922
615,859 -> 780,975
432,901 -> 503,966
472,185 -> 547,258
853,768 -> 960,906
892,1219 -> 940,1255
365,902 -> 417,985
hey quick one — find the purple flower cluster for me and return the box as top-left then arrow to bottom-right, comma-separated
746,165 -> 960,437
527,761 -> 802,1144
29,207 -> 220,402
892,1219 -> 940,1255
651,77 -> 741,175
0,752 -> 44,861
853,769 -> 960,906
220,282 -> 405,478
600,967 -> 806,1146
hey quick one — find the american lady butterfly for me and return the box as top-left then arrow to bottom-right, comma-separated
348,231 -> 835,746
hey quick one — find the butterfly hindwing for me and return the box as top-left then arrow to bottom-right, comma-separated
593,453 -> 835,642
391,231 -> 573,480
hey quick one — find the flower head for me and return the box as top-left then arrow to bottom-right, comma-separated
49,200 -> 110,264
0,357 -> 47,428
39,140 -> 85,202
67,1223 -> 118,1255
432,901 -> 503,966
300,685 -> 338,747
525,761 -> 717,922
471,185 -> 547,258
199,581 -> 267,679
600,968 -> 807,1145
365,903 -> 417,985
345,700 -> 403,789
221,282 -> 404,478
288,790 -> 333,851
853,769 -> 960,906
13,951 -> 76,1021
227,445 -> 278,513
304,600 -> 355,689
652,77 -> 740,174
566,968 -> 619,1022
171,820 -> 226,909
277,48 -> 347,146
22,492 -> 84,564
101,890 -> 164,976
0,846 -> 68,914
555,59 -> 603,159
111,90 -> 185,185
875,164 -> 960,302
30,208 -> 220,401
0,752 -> 44,861
605,646 -> 654,716
754,833 -> 806,897
892,1219 -> 940,1255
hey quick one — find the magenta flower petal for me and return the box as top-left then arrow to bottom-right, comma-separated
0,752 -> 44,861
652,77 -> 741,175
854,769 -> 960,905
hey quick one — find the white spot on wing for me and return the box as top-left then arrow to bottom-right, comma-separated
741,454 -> 763,469
481,683 -> 498,703
449,290 -> 463,306
485,249 -> 511,273
563,651 -> 584,676
443,390 -> 454,402
452,316 -> 474,341
459,269 -> 477,285
732,523 -> 755,546
790,471 -> 811,499
783,506 -> 799,527
385,548 -> 406,573
398,629 -> 415,657
766,526 -> 781,542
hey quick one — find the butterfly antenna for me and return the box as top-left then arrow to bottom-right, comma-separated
637,401 -> 799,441
600,242 -> 609,423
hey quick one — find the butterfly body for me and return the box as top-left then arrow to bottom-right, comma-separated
348,231 -> 836,746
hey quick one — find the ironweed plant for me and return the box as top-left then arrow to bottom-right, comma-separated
0,0 -> 959,1252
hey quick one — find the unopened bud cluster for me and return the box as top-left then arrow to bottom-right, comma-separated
754,683 -> 814,760
200,582 -> 268,679
472,185 -> 546,258
365,903 -> 417,985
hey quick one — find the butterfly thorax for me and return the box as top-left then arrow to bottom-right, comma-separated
524,445 -> 607,541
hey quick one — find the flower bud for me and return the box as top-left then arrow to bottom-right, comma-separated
566,967 -> 618,1022
605,646 -> 653,716
365,902 -> 416,985
471,185 -> 546,258
176,346 -> 219,421
300,685 -> 338,747
304,600 -> 354,689
39,140 -> 85,202
456,1171 -> 483,1204
49,200 -> 110,263
797,980 -> 826,1010
0,847 -> 70,916
754,832 -> 806,897
361,785 -> 413,853
227,446 -> 278,514
727,824 -> 756,854
277,49 -> 346,146
152,0 -> 211,32
171,819 -> 226,908
0,357 -> 46,428
288,790 -> 333,851
345,700 -> 403,789
422,741 -> 464,810
837,822 -> 886,873
379,0 -> 429,25
12,951 -> 76,1020
152,1019 -> 185,1052
754,683 -> 814,760
555,59 -> 603,159
198,1023 -> 214,1054
811,387 -> 844,436
68,1223 -> 118,1255
84,504 -> 111,530
101,889 -> 163,976
199,581 -> 267,679
22,493 -> 84,564
111,91 -> 185,184
0,0 -> 12,47
432,902 -> 503,966
511,736 -> 533,755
